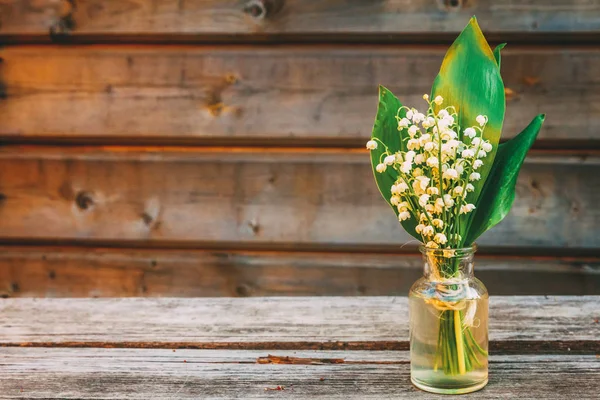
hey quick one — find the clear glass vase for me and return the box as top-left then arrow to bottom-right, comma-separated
409,245 -> 488,394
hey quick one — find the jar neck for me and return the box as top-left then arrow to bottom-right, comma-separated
419,245 -> 476,280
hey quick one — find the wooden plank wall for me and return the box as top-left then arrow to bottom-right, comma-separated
0,0 -> 599,297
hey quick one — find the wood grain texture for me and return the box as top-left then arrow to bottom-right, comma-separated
1,297 -> 598,351
1,246 -> 599,298
0,146 -> 597,248
0,46 -> 598,142
1,0 -> 599,36
0,348 -> 598,399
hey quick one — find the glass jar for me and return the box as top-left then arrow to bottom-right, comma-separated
409,245 -> 488,394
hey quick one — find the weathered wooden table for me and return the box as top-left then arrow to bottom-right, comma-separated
1,296 -> 598,399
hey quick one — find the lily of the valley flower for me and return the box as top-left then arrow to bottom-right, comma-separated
398,211 -> 411,221
442,168 -> 459,180
464,127 -> 477,139
460,203 -> 476,214
434,232 -> 448,244
371,96 -> 492,249
384,155 -> 396,165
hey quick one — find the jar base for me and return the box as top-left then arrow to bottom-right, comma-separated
411,377 -> 488,395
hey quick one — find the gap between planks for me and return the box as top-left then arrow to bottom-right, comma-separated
1,239 -> 600,259
3,32 -> 600,45
3,340 -> 598,355
1,136 -> 600,151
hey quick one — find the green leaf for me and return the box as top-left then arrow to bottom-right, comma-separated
493,43 -> 506,68
463,114 -> 545,245
431,17 -> 505,213
370,85 -> 420,241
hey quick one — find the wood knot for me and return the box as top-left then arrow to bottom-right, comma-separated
523,76 -> 541,87
224,73 -> 238,85
141,198 -> 161,229
438,0 -> 464,11
243,0 -> 282,19
236,284 -> 251,297
141,212 -> 154,226
243,0 -> 268,19
248,219 -> 261,235
206,101 -> 225,117
0,82 -> 7,100
505,87 -> 518,101
49,0 -> 76,39
75,191 -> 94,210
530,180 -> 540,190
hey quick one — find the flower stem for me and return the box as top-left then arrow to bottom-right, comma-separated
454,310 -> 467,374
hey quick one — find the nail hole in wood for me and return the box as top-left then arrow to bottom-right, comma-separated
75,191 -> 94,210
48,270 -> 56,279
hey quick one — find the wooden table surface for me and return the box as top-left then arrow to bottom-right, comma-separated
1,296 -> 598,399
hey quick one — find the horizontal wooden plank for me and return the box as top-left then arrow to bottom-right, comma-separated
1,0 -> 599,38
0,146 -> 597,249
0,349 -> 598,399
1,297 -> 598,353
0,46 -> 599,142
1,246 -> 599,297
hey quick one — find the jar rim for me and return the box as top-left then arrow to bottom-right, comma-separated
418,243 -> 477,257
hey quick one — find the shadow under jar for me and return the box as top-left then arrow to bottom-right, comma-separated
409,245 -> 488,394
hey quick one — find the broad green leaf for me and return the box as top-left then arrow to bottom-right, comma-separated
370,85 -> 420,241
463,114 -> 545,245
431,17 -> 505,215
493,43 -> 506,68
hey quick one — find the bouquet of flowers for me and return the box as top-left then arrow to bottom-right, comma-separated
367,17 -> 544,393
